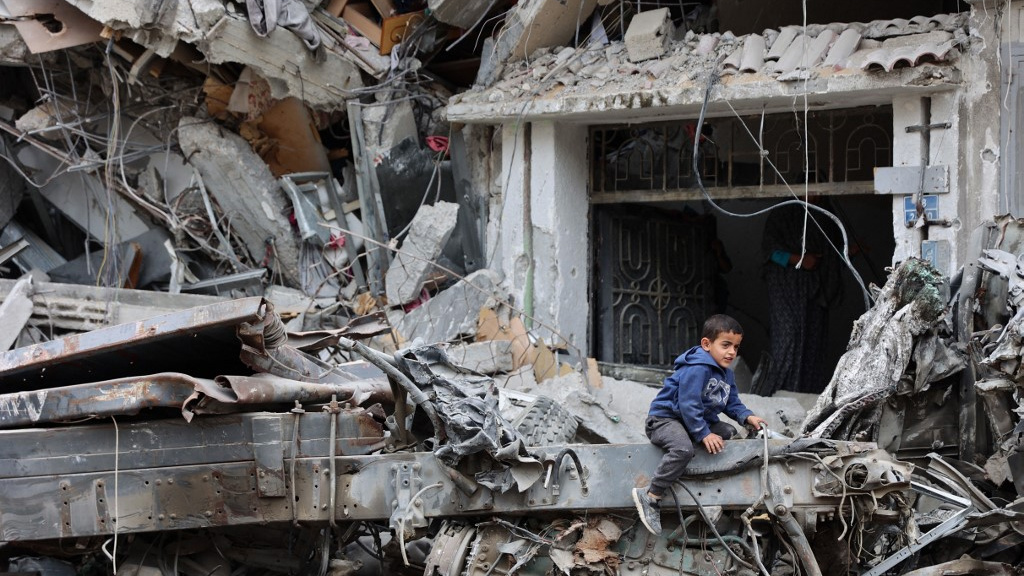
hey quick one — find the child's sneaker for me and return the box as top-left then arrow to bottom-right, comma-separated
632,487 -> 662,535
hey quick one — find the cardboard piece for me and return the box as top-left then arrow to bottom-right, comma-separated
255,97 -> 331,177
477,307 -> 536,370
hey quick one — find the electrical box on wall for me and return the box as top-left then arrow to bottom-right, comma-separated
922,240 -> 951,276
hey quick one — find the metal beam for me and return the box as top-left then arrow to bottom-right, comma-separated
0,424 -> 905,542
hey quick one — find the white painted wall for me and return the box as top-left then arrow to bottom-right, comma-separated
891,94 -> 925,264
927,91 -> 962,275
493,121 -> 590,357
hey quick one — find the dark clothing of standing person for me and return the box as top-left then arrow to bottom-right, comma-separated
760,202 -> 843,395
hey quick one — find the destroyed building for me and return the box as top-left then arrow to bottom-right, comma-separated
2,0 -> 1024,575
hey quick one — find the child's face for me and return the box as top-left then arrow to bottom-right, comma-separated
701,331 -> 742,369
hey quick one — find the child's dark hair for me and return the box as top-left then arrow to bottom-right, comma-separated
702,314 -> 743,341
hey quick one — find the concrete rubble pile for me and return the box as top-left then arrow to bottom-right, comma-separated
0,1 -> 1022,575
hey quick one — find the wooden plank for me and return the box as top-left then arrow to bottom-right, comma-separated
342,2 -> 382,47
326,0 -> 351,17
370,0 -> 396,17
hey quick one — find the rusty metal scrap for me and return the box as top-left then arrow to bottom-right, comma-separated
0,296 -> 266,391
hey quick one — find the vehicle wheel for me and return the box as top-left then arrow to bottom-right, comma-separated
512,396 -> 578,446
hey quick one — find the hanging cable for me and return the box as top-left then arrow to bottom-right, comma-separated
692,72 -> 872,309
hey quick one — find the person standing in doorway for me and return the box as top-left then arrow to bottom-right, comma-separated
759,199 -> 843,395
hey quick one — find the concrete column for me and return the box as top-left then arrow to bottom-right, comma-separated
529,121 -> 590,355
957,4 -> 1002,254
495,122 -> 529,303
890,95 -> 925,264
927,92 -> 963,274
494,121 -> 590,356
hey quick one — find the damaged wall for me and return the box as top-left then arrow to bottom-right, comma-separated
498,121 -> 589,353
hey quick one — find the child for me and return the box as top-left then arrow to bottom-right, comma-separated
632,314 -> 766,535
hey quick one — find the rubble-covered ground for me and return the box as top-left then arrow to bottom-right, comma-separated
0,1 -> 1022,575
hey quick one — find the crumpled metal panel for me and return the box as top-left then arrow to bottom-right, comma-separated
397,345 -> 545,493
0,372 -> 210,428
0,296 -> 266,392
0,371 -> 394,428
183,373 -> 393,420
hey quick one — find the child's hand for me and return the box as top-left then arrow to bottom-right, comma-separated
702,433 -> 725,454
746,415 -> 767,431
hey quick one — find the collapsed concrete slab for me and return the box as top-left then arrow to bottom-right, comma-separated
385,201 -> 460,306
178,117 -> 302,287
200,14 -> 363,110
479,0 -> 597,86
396,269 -> 502,345
427,0 -> 494,29
62,0 -> 219,56
624,8 -> 674,63
444,340 -> 515,374
16,147 -> 150,244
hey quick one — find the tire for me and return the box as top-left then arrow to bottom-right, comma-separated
512,396 -> 578,446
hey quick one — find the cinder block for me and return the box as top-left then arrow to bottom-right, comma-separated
624,8 -> 674,63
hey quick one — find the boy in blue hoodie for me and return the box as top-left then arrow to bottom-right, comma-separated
632,314 -> 766,535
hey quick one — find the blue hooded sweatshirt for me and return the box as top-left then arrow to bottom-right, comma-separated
648,345 -> 753,442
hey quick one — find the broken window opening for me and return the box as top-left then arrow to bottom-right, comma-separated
591,105 -> 893,200
590,107 -> 895,395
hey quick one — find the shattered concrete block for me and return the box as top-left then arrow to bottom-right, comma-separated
494,365 -> 538,391
444,340 -> 515,374
386,201 -> 460,306
532,372 -> 652,444
361,100 -> 418,156
479,0 -> 597,86
396,269 -> 502,346
190,0 -> 229,32
15,101 -> 75,139
201,14 -> 363,110
0,25 -> 33,64
625,8 -> 674,63
178,117 -> 302,287
427,0 -> 493,30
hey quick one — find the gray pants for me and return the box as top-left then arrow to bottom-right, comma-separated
646,416 -> 735,497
